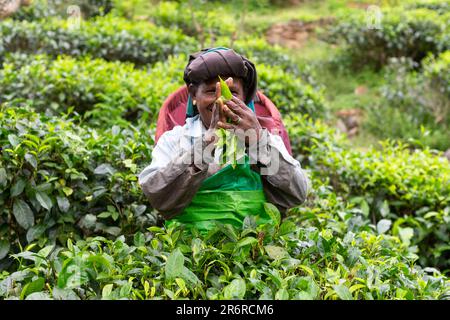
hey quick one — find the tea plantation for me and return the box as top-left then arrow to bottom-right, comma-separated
0,0 -> 449,300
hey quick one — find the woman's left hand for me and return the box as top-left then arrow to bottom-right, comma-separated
217,96 -> 263,143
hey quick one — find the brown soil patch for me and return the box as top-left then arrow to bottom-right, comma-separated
354,85 -> 368,96
0,0 -> 31,19
336,108 -> 364,138
347,2 -> 373,9
266,18 -> 333,49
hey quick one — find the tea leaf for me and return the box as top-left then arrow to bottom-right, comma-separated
0,240 -> 10,260
223,278 -> 246,299
296,277 -> 319,299
26,224 -> 46,243
360,200 -> 370,217
20,277 -> 45,300
165,248 -> 184,280
398,227 -> 414,246
377,219 -> 392,234
0,168 -> 7,187
25,292 -> 51,300
62,187 -> 73,197
134,232 -> 145,247
36,191 -> 53,211
264,202 -> 281,227
13,199 -> 35,230
94,163 -> 116,176
379,201 -> 390,217
218,76 -> 232,101
333,284 -> 353,300
25,153 -> 37,169
181,267 -> 201,286
275,288 -> 289,300
8,134 -> 20,147
57,258 -> 89,289
279,221 -> 296,235
236,237 -> 257,248
52,288 -> 80,300
102,284 -> 114,299
264,245 -> 289,260
11,179 -> 26,197
56,196 -> 70,213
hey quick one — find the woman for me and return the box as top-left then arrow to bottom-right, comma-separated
139,47 -> 309,232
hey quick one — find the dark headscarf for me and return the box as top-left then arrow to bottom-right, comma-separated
183,47 -> 257,117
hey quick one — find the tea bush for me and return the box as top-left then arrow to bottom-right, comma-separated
113,0 -> 309,77
191,36 -> 320,88
423,50 -> 450,99
0,16 -> 196,66
321,142 -> 450,270
0,54 -> 186,127
327,8 -> 449,69
0,180 -> 449,300
366,106 -> 450,151
0,108 -> 332,276
257,64 -> 326,118
365,55 -> 449,150
143,1 -> 237,39
320,140 -> 450,218
231,38 -> 319,86
0,105 -> 159,269
0,73 -> 449,299
286,115 -> 450,270
0,53 -> 326,125
285,115 -> 346,168
406,0 -> 450,15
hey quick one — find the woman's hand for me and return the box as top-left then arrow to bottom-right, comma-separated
204,100 -> 220,144
218,96 -> 263,144
204,78 -> 232,144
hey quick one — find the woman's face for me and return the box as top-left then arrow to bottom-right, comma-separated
191,77 -> 246,128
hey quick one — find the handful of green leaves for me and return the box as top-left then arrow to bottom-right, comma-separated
215,76 -> 242,169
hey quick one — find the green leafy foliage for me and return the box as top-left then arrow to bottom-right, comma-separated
0,54 -> 186,127
365,55 -> 449,150
406,0 -> 450,15
324,144 -> 450,270
327,8 -> 449,69
258,64 -> 326,117
222,37 -> 312,80
286,115 -> 450,270
0,15 -> 196,66
0,105 -> 158,263
1,196 -> 449,300
423,50 -> 450,99
0,53 -> 325,128
141,1 -> 237,39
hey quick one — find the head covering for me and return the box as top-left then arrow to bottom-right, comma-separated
183,47 -> 257,117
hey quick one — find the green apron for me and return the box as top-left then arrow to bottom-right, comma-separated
165,157 -> 271,232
